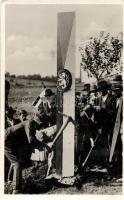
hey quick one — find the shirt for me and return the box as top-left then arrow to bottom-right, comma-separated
102,94 -> 108,103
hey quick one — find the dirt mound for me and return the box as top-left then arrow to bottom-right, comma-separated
5,162 -> 52,194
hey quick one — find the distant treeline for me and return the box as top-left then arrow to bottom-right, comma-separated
5,72 -> 57,82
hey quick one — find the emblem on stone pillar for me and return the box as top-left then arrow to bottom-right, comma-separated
57,69 -> 72,92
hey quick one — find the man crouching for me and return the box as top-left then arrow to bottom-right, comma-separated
5,107 -> 57,194
5,108 -> 40,194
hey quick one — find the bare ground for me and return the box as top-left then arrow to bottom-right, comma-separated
5,162 -> 122,195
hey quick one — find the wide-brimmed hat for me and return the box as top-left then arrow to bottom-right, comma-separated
82,83 -> 90,92
111,75 -> 123,91
97,80 -> 110,91
112,75 -> 122,82
75,91 -> 81,96
90,84 -> 97,93
112,84 -> 122,91
44,89 -> 54,97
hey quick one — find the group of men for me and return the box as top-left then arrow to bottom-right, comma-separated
4,74 -> 123,194
5,82 -> 57,194
76,75 -> 123,175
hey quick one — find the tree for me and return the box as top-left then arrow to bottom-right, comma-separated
79,33 -> 123,82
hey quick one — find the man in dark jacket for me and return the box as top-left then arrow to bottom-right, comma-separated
94,79 -> 122,170
5,111 -> 38,194
108,75 -> 123,174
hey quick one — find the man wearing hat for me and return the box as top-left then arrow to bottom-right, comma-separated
43,89 -> 56,127
90,80 -> 117,165
80,83 -> 90,109
32,83 -> 46,110
39,89 -> 56,127
108,75 -> 123,174
97,80 -> 111,106
89,84 -> 99,106
101,76 -> 123,147
77,83 -> 99,174
95,80 -> 113,122
111,75 -> 122,107
33,88 -> 56,127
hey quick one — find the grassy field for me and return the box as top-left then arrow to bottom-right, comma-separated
8,80 -> 84,109
9,79 -> 56,109
8,85 -> 57,110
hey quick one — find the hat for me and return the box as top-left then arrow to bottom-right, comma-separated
90,84 -> 97,93
112,75 -> 122,82
97,80 -> 109,91
112,75 -> 123,91
76,92 -> 80,96
6,107 -> 16,120
111,83 -> 122,91
44,89 -> 54,97
21,109 -> 28,116
82,84 -> 90,91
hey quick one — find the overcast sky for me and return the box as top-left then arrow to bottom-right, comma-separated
5,4 -> 123,80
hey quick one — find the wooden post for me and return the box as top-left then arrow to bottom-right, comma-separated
109,97 -> 123,163
56,12 -> 75,177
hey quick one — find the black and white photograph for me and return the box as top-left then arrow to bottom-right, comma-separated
1,1 -> 123,195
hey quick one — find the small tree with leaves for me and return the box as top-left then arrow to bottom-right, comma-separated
79,33 -> 123,82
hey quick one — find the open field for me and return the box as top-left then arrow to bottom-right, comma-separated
9,86 -> 57,109
8,80 -> 84,109
8,80 -> 57,110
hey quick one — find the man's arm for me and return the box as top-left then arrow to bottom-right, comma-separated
6,121 -> 26,133
5,119 -> 32,143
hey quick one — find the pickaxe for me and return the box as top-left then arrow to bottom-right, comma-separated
46,111 -> 78,151
81,129 -> 102,168
45,112 -> 78,178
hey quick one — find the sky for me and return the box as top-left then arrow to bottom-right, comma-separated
5,4 -> 123,80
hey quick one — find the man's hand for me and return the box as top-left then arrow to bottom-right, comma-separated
26,114 -> 34,122
47,142 -> 53,149
80,111 -> 85,118
94,106 -> 101,112
35,130 -> 44,142
45,142 -> 53,152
